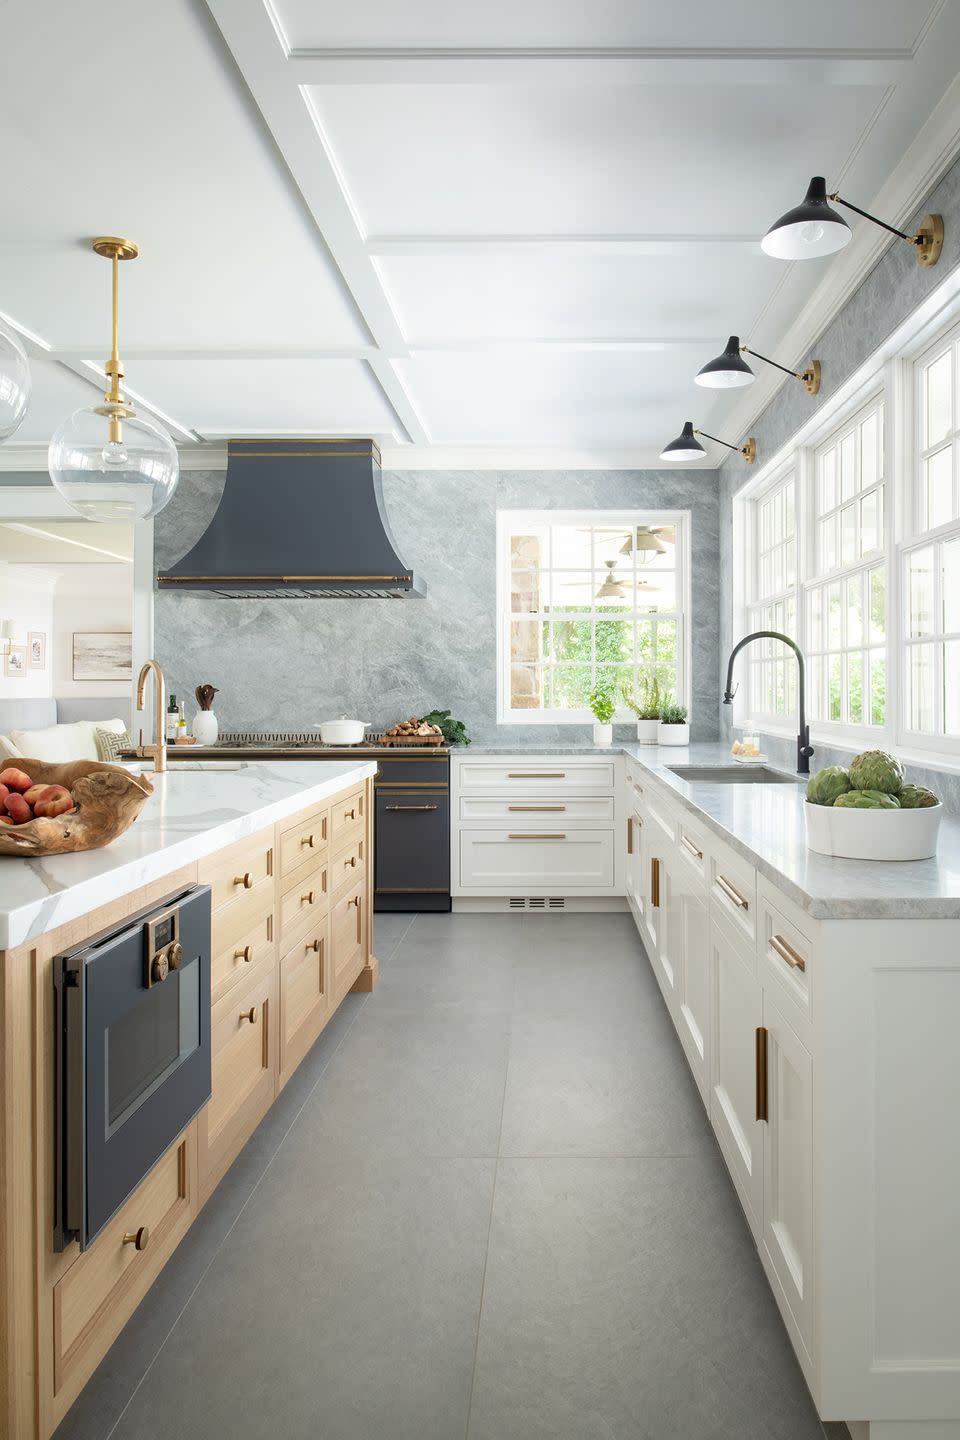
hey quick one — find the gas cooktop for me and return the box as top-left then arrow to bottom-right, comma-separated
184,731 -> 448,753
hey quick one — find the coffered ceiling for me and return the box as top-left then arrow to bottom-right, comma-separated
1,0 -> 959,467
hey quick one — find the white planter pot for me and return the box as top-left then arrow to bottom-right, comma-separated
805,799 -> 942,860
592,721 -> 613,747
635,718 -> 659,744
191,710 -> 219,746
657,721 -> 690,747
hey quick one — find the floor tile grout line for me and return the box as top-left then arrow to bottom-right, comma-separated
98,987 -> 373,1440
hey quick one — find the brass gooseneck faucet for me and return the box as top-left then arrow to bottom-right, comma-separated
136,659 -> 167,773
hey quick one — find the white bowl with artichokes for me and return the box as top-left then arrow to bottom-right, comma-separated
805,750 -> 942,860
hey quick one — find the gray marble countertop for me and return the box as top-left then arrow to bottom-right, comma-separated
454,741 -> 960,919
0,759 -> 376,950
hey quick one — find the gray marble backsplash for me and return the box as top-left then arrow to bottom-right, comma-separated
154,468 -> 720,745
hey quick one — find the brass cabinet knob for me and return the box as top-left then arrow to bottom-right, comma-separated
300,833 -> 315,848
344,856 -> 357,868
240,1006 -> 258,1024
234,872 -> 253,889
306,938 -> 322,953
167,941 -> 184,971
349,895 -> 360,908
301,890 -> 315,905
344,808 -> 356,820
235,945 -> 253,964
122,1226 -> 150,1252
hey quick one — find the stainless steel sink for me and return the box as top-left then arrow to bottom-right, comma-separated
667,765 -> 802,785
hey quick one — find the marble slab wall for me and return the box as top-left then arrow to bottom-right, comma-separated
154,468 -> 720,745
718,149 -> 960,803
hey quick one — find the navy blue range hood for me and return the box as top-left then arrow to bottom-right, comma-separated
156,438 -> 424,598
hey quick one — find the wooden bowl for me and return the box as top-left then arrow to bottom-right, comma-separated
0,760 -> 154,857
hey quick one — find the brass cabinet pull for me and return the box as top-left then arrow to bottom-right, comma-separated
343,856 -> 358,868
508,832 -> 566,840
507,771 -> 566,778
235,945 -> 253,964
756,1026 -> 769,1122
384,804 -> 438,811
627,816 -> 634,855
349,895 -> 360,908
650,856 -> 661,908
306,938 -> 321,953
122,1226 -> 150,1252
301,890 -> 315,905
300,833 -> 315,848
240,1006 -> 258,1024
680,834 -> 703,861
344,807 -> 356,820
234,872 -> 254,889
770,933 -> 805,972
716,873 -> 749,910
508,804 -> 565,812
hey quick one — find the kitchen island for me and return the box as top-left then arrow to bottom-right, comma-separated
0,759 -> 377,1440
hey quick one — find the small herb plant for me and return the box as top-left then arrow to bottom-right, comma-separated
623,672 -> 661,721
420,709 -> 471,746
658,701 -> 688,726
588,683 -> 617,724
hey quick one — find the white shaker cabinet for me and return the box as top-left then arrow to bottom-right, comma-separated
708,911 -> 765,1235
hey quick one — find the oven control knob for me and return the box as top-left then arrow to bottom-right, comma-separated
151,951 -> 169,985
167,942 -> 184,971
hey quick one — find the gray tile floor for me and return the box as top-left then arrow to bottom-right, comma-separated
55,912 -> 839,1440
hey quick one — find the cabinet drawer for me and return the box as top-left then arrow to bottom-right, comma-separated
331,877 -> 365,1004
459,829 -> 615,890
710,840 -> 757,945
330,831 -> 366,900
329,785 -> 365,850
279,917 -> 330,1081
199,965 -> 277,1202
676,815 -> 709,890
278,804 -> 328,879
211,903 -> 274,1006
460,794 -> 614,822
759,883 -> 814,1039
200,829 -> 274,917
53,1129 -> 195,1397
457,760 -> 616,793
375,754 -> 449,787
278,861 -> 329,949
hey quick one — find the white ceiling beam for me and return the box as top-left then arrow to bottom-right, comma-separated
286,49 -> 911,88
366,235 -> 762,257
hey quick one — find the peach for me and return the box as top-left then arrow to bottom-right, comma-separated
34,793 -> 74,818
0,768 -> 33,793
24,784 -> 56,807
0,783 -> 8,807
0,815 -> 12,826
5,794 -> 33,824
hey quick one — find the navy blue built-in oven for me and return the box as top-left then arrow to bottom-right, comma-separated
54,885 -> 211,1251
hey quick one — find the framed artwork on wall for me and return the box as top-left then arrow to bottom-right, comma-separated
72,632 -> 133,683
27,631 -> 46,670
4,645 -> 27,679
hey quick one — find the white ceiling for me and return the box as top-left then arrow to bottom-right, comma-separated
1,0 -> 959,467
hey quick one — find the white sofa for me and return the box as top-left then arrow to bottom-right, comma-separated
0,698 -> 132,764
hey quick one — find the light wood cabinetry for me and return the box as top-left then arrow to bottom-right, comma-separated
0,776 -> 375,1440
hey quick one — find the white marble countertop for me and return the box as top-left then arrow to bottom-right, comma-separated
0,760 -> 376,950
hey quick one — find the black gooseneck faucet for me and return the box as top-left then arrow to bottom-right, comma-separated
722,631 -> 814,776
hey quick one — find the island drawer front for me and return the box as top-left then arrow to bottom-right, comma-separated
459,829 -> 615,890
199,964 -> 277,1203
279,916 -> 330,1081
375,754 -> 449,787
200,830 -> 274,917
460,794 -> 615,822
211,904 -> 275,1006
457,761 -> 616,793
329,785 -> 365,850
331,876 -> 365,1004
278,861 -> 330,950
278,804 -> 329,878
52,1128 -> 196,1399
710,840 -> 757,946
758,884 -> 814,1040
330,831 -> 366,900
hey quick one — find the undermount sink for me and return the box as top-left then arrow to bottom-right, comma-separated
667,765 -> 802,786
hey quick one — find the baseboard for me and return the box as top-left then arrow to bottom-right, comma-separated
452,896 -> 629,913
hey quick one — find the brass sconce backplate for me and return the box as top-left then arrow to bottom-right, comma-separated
803,359 -> 822,396
741,437 -> 758,465
916,214 -> 944,268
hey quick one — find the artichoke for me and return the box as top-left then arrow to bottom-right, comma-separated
848,750 -> 904,795
806,766 -> 852,806
834,789 -> 901,810
898,784 -> 939,809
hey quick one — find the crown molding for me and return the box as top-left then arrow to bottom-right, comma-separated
378,444 -> 722,471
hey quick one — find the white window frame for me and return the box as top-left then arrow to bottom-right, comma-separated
496,508 -> 691,725
731,257 -> 960,771
744,464 -> 800,727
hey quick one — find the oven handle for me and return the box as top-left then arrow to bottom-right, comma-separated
55,957 -> 85,1251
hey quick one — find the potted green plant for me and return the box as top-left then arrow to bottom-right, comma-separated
657,700 -> 690,747
623,673 -> 661,744
588,682 -> 616,747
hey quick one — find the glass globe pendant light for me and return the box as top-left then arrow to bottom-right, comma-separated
0,321 -> 31,439
48,237 -> 179,522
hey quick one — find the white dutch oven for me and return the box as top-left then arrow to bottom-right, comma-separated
805,800 -> 942,861
318,717 -> 370,745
